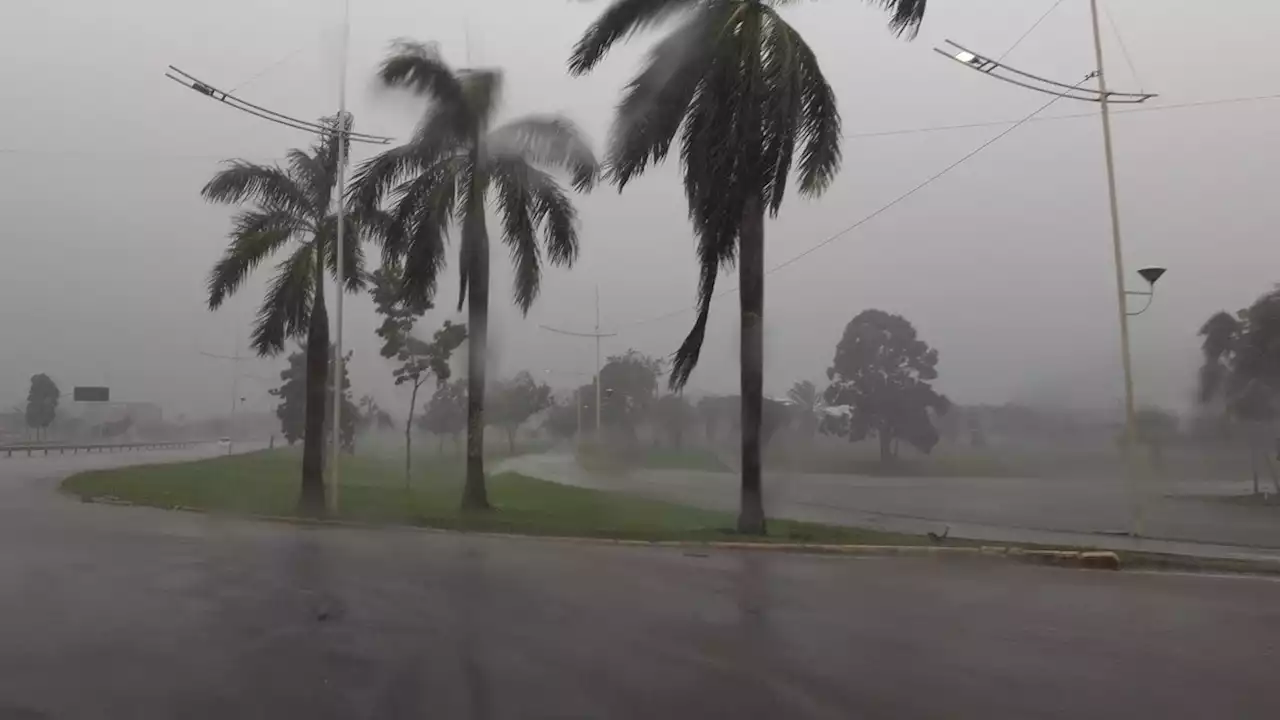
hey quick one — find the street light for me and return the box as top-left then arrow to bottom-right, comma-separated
937,0 -> 1159,536
1125,267 -> 1167,317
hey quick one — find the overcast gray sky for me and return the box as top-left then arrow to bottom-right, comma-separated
2,0 -> 1278,419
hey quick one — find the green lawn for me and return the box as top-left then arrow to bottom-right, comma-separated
60,449 -> 929,544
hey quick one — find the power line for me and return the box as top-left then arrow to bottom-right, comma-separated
844,91 -> 1280,139
996,0 -> 1066,62
4,90 -> 1275,161
619,75 -> 1094,331
1103,0 -> 1144,92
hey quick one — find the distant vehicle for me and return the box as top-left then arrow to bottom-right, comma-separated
218,437 -> 231,448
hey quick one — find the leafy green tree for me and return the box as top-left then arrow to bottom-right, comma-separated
599,350 -> 664,443
569,0 -> 928,533
25,374 -> 59,441
1198,291 -> 1280,494
422,379 -> 467,454
269,346 -> 358,454
823,309 -> 950,462
372,263 -> 468,485
355,42 -> 599,510
487,372 -> 553,454
202,117 -> 367,515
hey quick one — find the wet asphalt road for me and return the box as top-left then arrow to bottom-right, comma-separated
2,448 -> 1279,719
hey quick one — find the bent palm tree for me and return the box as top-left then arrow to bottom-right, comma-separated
570,0 -> 927,534
203,118 -> 366,516
354,42 -> 599,510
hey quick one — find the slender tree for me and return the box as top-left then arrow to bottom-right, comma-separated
354,42 -> 599,510
569,0 -> 928,533
372,262 -> 467,487
203,118 -> 366,516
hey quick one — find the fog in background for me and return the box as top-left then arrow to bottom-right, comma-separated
2,0 -> 1277,419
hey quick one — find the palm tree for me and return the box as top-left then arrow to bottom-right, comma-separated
354,42 -> 599,510
202,118 -> 366,516
786,379 -> 822,439
569,0 -> 927,534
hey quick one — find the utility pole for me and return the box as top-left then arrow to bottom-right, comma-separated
594,285 -> 603,437
541,286 -> 616,442
1089,0 -> 1141,536
935,8 -> 1160,538
330,0 -> 352,514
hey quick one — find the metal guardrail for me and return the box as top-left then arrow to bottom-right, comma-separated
1,440 -> 211,458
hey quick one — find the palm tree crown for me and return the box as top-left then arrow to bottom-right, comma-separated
203,119 -> 365,355
353,41 -> 599,311
569,0 -> 926,387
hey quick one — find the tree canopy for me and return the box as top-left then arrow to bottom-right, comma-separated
487,372 -> 553,452
269,345 -> 357,450
1197,288 -> 1280,424
822,309 -> 950,461
25,374 -> 59,439
599,350 -> 664,439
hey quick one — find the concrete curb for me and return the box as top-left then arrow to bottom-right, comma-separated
73,494 -> 1122,571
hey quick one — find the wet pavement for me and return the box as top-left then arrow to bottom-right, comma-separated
2,447 -> 1279,718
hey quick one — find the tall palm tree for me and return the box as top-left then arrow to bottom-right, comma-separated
569,0 -> 927,534
354,41 -> 599,510
202,118 -> 366,516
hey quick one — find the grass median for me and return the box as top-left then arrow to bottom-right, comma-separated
60,449 -> 932,545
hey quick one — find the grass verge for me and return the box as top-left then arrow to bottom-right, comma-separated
61,449 -> 926,545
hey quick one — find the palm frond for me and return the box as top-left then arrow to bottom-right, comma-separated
378,40 -> 466,108
788,16 -> 841,197
492,156 -> 581,267
759,7 -> 802,213
608,3 -> 724,188
487,115 -> 599,192
494,176 -> 541,314
394,156 -> 466,307
206,211 -> 295,309
569,0 -> 700,75
286,145 -> 335,215
869,0 -> 929,38
201,161 -> 313,218
318,213 -> 367,293
251,242 -> 316,356
350,143 -> 430,219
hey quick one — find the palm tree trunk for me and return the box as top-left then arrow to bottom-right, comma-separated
405,380 -> 419,492
461,191 -> 491,511
737,194 -> 766,535
299,276 -> 329,517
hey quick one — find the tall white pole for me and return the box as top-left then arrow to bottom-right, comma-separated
1090,0 -> 1141,536
594,285 -> 602,441
330,0 -> 351,514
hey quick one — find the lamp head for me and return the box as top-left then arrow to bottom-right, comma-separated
1138,267 -> 1167,286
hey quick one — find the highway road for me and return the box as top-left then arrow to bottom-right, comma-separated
1,447 -> 1278,718
502,453 -> 1280,559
